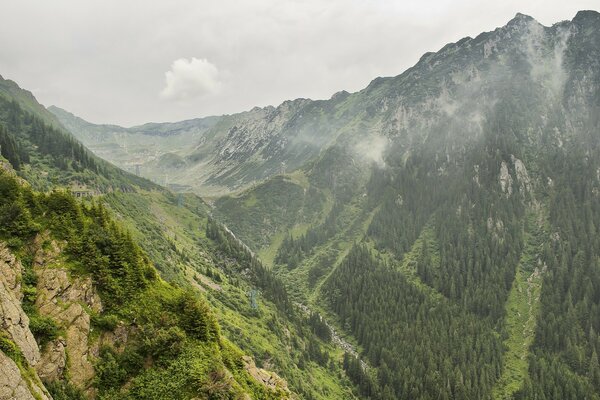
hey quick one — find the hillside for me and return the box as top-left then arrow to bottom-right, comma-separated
4,8 -> 600,400
0,74 -> 359,399
213,10 -> 600,400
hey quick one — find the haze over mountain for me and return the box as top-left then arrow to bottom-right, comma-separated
53,10 -> 600,197
1,8 -> 600,400
208,10 -> 600,399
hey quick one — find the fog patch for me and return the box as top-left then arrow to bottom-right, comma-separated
354,134 -> 389,168
523,21 -> 571,96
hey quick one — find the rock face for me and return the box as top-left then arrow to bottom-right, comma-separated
499,161 -> 513,196
36,338 -> 67,381
512,155 -> 532,194
0,242 -> 52,400
0,350 -> 50,400
242,355 -> 290,397
0,243 -> 40,366
33,237 -> 102,390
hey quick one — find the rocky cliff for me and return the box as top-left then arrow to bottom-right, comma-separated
0,242 -> 51,400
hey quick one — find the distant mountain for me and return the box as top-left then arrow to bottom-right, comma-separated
50,96 -> 345,195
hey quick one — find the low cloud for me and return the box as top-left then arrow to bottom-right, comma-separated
160,57 -> 221,100
355,134 -> 389,168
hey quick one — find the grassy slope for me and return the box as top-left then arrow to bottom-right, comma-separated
215,174 -> 327,250
0,165 -> 286,399
102,189 -> 358,399
364,223 -> 445,303
492,209 -> 546,399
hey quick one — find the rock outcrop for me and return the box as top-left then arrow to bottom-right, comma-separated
0,350 -> 50,400
0,242 -> 53,400
242,355 -> 290,397
0,243 -> 40,366
36,338 -> 67,381
499,161 -> 513,196
33,237 -> 102,391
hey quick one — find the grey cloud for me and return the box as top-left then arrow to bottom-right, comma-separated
0,0 -> 597,126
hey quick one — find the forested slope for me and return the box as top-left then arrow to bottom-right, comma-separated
214,10 -> 600,400
0,76 -> 298,399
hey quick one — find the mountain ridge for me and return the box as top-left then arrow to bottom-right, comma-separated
50,11 -> 598,196
13,9 -> 600,399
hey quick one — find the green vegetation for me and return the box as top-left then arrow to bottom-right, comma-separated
97,184 -> 358,399
215,175 -> 326,249
514,149 -> 600,400
325,245 -> 503,399
0,75 -> 156,193
492,211 -> 546,399
5,10 -> 600,400
0,167 -> 289,399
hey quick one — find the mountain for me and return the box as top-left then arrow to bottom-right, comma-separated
51,11 -> 600,202
50,96 -> 344,196
6,9 -> 600,400
0,71 -> 367,399
0,72 -> 364,400
210,10 -> 600,400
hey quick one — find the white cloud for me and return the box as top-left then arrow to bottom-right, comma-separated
160,57 -> 221,100
355,134 -> 389,168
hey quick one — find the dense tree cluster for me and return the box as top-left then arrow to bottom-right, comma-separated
0,98 -> 98,172
0,95 -> 155,191
0,170 -> 156,307
276,203 -> 344,268
206,218 -> 292,313
325,245 -> 503,399
515,149 -> 600,400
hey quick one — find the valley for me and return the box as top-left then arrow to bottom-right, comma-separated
1,8 -> 600,400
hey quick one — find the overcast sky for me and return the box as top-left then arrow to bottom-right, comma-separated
0,1 -> 597,126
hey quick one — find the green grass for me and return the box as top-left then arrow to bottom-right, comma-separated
257,180 -> 335,268
258,222 -> 313,268
208,280 -> 358,400
100,189 -> 357,399
492,210 -> 546,399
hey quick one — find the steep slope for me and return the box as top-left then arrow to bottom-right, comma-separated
213,10 -> 600,400
100,190 -> 359,399
0,77 -> 298,398
1,75 -> 358,399
0,164 -> 291,399
0,75 -> 156,193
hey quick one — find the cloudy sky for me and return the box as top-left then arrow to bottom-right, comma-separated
0,1 -> 597,126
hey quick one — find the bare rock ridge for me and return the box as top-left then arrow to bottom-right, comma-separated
0,351 -> 50,400
0,243 -> 40,366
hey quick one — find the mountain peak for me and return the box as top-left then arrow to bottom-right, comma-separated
506,12 -> 536,27
573,10 -> 600,24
